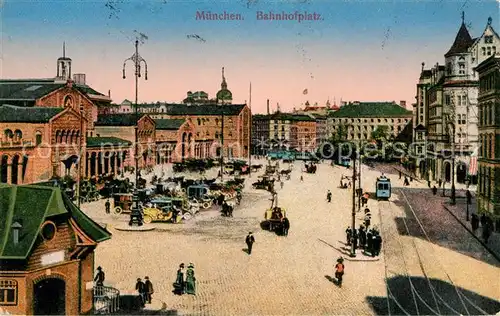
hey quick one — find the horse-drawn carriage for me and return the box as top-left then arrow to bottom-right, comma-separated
263,192 -> 286,231
305,163 -> 317,174
252,176 -> 275,190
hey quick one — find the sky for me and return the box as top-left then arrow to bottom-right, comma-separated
0,0 -> 499,114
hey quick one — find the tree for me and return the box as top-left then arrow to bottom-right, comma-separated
371,125 -> 390,146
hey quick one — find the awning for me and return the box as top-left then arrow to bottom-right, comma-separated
468,156 -> 478,176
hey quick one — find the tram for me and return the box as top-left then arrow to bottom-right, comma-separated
375,175 -> 391,200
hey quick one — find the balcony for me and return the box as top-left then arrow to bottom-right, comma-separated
0,139 -> 34,148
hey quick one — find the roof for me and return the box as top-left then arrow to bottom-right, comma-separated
251,113 -> 316,122
0,105 -> 64,123
329,102 -> 412,118
0,184 -> 111,259
163,103 -> 246,116
86,137 -> 132,147
420,69 -> 432,79
95,113 -> 146,126
0,79 -> 105,101
474,55 -> 500,73
155,119 -> 186,130
445,22 -> 474,57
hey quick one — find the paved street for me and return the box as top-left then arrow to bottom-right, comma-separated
81,160 -> 500,315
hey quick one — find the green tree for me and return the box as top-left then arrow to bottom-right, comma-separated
371,125 -> 390,145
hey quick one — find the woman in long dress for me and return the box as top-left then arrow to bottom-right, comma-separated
173,263 -> 185,295
185,263 -> 196,295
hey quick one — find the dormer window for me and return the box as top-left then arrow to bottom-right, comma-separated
485,35 -> 493,44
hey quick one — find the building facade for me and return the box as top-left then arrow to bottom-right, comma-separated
475,55 -> 500,219
0,184 -> 111,315
413,16 -> 500,184
327,101 -> 412,142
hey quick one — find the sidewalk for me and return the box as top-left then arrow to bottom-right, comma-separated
442,198 -> 500,263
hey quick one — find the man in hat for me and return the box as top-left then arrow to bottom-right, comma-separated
94,266 -> 105,286
144,276 -> 154,304
245,232 -> 255,255
326,190 -> 332,203
335,257 -> 345,287
105,199 -> 111,214
135,278 -> 146,307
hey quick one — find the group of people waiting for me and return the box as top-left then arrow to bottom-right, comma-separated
173,263 -> 196,295
345,225 -> 382,257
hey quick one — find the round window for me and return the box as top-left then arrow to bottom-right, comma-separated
41,222 -> 56,241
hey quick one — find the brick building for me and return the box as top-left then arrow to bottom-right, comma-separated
0,47 -> 131,183
251,112 -> 317,154
475,55 -> 500,219
0,184 -> 111,315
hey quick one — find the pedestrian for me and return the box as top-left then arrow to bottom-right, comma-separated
404,177 -> 409,186
358,225 -> 366,249
135,278 -> 146,307
282,217 -> 290,236
471,213 -> 479,232
327,190 -> 332,202
373,232 -> 382,257
345,226 -> 352,246
300,174 -> 303,181
173,263 -> 185,295
427,180 -> 431,188
334,257 -> 345,287
245,232 -> 255,255
144,276 -> 154,304
483,224 -> 491,244
352,228 -> 358,250
366,229 -> 373,255
185,263 -> 196,295
94,266 -> 105,286
432,186 -> 437,195
364,210 -> 371,229
438,179 -> 442,188
480,214 -> 487,228
105,199 -> 111,214
399,171 -> 402,179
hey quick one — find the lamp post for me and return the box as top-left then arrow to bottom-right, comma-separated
123,39 -> 148,226
448,121 -> 456,205
219,98 -> 225,181
350,146 -> 357,257
466,180 -> 471,221
76,104 -> 84,209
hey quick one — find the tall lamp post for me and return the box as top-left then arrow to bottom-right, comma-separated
350,146 -> 357,257
448,121 -> 456,205
76,104 -> 84,209
123,39 -> 148,226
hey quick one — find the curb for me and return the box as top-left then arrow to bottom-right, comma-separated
441,203 -> 500,263
343,256 -> 380,262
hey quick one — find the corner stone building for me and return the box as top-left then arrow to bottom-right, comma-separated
0,184 -> 111,315
475,55 -> 500,220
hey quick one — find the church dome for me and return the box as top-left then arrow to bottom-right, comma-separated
216,89 -> 232,101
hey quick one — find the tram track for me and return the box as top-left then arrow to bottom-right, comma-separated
379,190 -> 489,315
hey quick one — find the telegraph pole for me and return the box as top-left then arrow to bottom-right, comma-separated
249,82 -> 252,177
220,97 -> 225,182
123,39 -> 148,226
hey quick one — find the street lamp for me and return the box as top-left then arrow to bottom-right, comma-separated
123,39 -> 148,226
447,120 -> 456,205
350,145 -> 357,257
466,180 -> 471,221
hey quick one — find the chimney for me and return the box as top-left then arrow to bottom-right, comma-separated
400,100 -> 406,108
73,73 -> 86,85
12,221 -> 22,245
421,62 -> 425,72
108,90 -> 111,97
267,99 -> 270,115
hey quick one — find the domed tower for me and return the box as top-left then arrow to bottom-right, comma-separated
216,67 -> 233,104
444,12 -> 474,80
56,42 -> 72,82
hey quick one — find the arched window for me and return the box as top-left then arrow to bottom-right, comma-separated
35,131 -> 42,146
64,95 -> 73,108
215,118 -> 219,125
4,129 -> 13,140
197,118 -> 201,125
14,130 -> 22,141
61,131 -> 67,143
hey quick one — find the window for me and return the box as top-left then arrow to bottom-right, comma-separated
13,130 -> 22,141
482,47 -> 486,55
36,132 -> 42,145
41,221 -> 56,241
445,94 -> 451,105
459,63 -> 465,75
493,46 -> 497,55
197,118 -> 201,125
487,47 -> 492,55
3,129 -> 13,140
485,35 -> 494,43
0,280 -> 18,305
